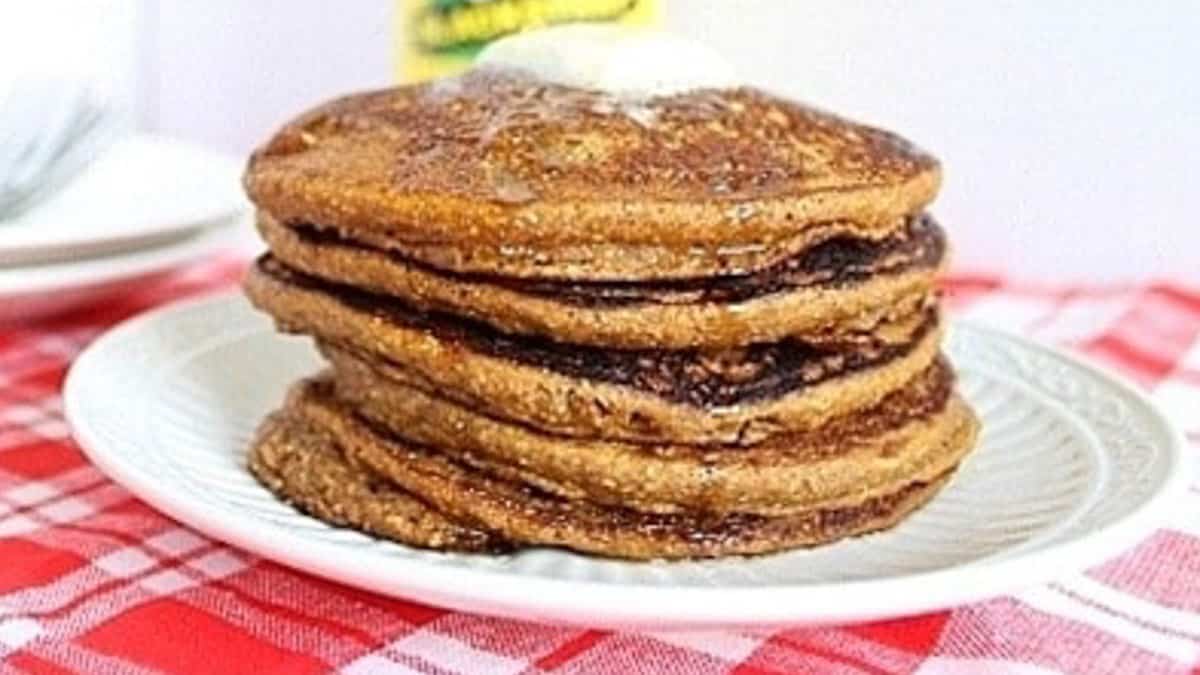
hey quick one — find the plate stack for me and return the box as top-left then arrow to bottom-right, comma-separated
242,67 -> 981,560
0,136 -> 246,322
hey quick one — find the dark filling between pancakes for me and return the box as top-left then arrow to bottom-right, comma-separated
332,348 -> 954,461
260,258 -> 936,407
289,213 -> 945,307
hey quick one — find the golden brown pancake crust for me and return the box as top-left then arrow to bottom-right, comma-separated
260,379 -> 961,560
247,412 -> 506,552
244,69 -> 940,280
249,257 -> 935,407
245,259 -> 944,445
258,210 -> 944,348
332,355 -> 979,516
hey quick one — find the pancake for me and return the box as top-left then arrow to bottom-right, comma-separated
245,258 -> 943,445
241,32 -> 978,560
247,411 -> 506,552
257,210 -> 944,348
330,354 -> 978,515
266,378 -> 959,560
355,220 -> 919,287
244,69 -> 940,281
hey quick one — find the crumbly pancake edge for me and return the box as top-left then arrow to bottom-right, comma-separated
244,261 -> 944,445
331,356 -> 978,515
258,211 -> 944,348
247,411 -> 507,552
283,378 -> 963,560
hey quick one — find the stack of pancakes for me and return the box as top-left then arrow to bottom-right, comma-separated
242,69 -> 980,560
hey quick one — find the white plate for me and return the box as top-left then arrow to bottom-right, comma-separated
0,220 -> 241,323
64,296 -> 1187,629
0,135 -> 245,266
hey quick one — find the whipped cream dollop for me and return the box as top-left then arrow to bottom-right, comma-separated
474,24 -> 741,99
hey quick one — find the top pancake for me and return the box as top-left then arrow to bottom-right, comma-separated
244,69 -> 940,280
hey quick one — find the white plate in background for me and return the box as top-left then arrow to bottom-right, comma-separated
0,135 -> 245,266
0,218 -> 242,323
64,300 -> 1186,629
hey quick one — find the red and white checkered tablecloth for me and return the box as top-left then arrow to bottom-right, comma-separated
1,259 -> 1198,675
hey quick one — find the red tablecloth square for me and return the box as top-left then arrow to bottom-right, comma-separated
0,442 -> 81,480
0,539 -> 87,594
78,598 -> 328,675
845,614 -> 952,654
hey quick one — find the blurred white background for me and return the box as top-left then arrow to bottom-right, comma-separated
7,1 -> 1198,282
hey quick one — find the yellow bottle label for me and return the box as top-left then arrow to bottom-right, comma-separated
396,0 -> 662,82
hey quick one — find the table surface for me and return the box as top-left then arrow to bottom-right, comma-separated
1,260 -> 1197,675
